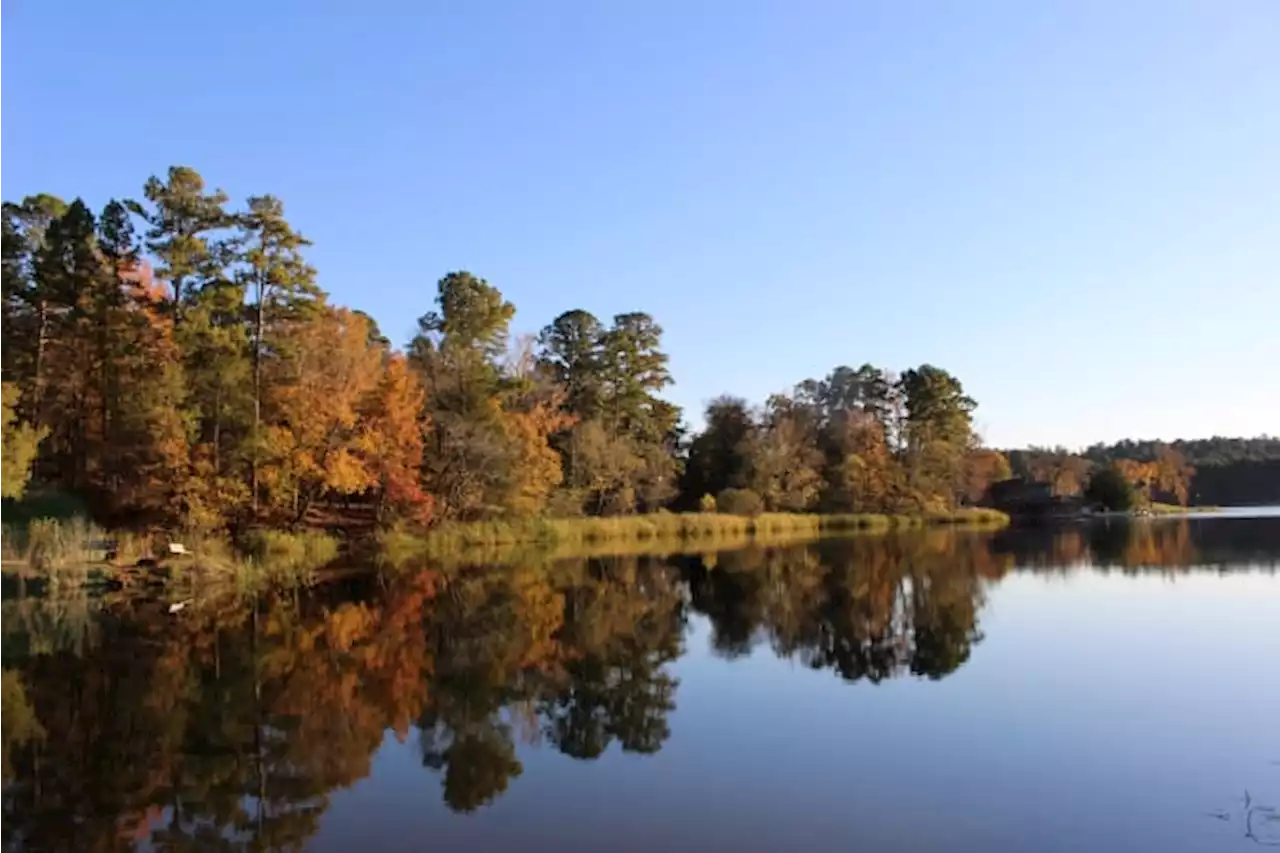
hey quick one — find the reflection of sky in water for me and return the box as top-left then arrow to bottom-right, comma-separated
315,568 -> 1280,853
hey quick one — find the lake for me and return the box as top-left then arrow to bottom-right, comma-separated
3,514 -> 1278,852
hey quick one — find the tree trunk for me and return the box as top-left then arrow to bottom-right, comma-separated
252,282 -> 265,515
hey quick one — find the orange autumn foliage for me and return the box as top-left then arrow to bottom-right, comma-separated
356,354 -> 433,523
260,308 -> 433,522
501,395 -> 576,516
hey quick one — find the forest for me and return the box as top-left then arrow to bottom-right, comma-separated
3,166 -> 1005,537
3,166 -> 1275,544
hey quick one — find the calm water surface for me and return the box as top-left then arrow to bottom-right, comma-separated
3,515 -> 1279,852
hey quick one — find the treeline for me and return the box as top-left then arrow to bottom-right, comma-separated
3,166 -> 1005,532
1008,436 -> 1280,507
1086,437 -> 1280,506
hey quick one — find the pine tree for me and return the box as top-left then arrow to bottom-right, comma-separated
132,167 -> 249,521
238,195 -> 321,514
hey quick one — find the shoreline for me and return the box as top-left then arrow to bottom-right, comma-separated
2,510 -> 1010,589
380,509 -> 1010,562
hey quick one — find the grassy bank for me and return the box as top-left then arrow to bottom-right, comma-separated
380,508 -> 1009,563
1,521 -> 340,592
2,509 -> 1009,588
1146,503 -> 1219,515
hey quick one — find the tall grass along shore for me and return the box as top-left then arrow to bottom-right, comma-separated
1,521 -> 340,592
380,509 -> 1010,563
2,509 -> 1007,588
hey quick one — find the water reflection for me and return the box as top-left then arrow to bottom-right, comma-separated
2,518 -> 1276,851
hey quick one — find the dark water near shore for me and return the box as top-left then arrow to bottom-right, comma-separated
3,515 -> 1279,852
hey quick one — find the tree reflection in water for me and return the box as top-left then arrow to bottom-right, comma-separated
2,518 -> 1274,849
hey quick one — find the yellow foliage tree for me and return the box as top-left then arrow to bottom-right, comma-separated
260,307 -> 385,521
500,398 -> 574,516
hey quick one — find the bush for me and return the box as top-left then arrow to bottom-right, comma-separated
716,488 -> 763,516
699,493 -> 718,513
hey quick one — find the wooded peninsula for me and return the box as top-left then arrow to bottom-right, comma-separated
3,167 -> 1278,573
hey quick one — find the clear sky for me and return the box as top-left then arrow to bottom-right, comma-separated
3,1 -> 1277,448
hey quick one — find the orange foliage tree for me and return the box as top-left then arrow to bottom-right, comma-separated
260,308 -> 389,521
356,354 -> 433,523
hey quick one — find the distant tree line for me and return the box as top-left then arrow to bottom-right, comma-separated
1008,437 -> 1280,508
1086,438 -> 1280,506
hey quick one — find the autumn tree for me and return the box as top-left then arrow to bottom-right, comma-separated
499,346 -> 575,516
560,419 -> 645,515
356,355 -> 433,523
819,409 -> 899,513
1151,443 -> 1193,506
1008,448 -> 1092,496
963,449 -> 1012,505
259,307 -> 387,522
743,396 -> 825,512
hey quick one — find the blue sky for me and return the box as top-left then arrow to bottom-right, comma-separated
4,1 -> 1277,448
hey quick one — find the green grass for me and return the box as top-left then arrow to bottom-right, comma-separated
381,508 -> 1010,564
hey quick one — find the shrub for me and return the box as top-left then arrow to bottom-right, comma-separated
716,488 -> 764,516
699,493 -> 718,513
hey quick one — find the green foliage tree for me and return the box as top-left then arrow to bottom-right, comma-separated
538,309 -> 605,419
595,313 -> 681,512
2,195 -> 70,417
898,365 -> 977,508
1085,465 -> 1136,511
682,396 -> 755,503
409,272 -> 519,519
